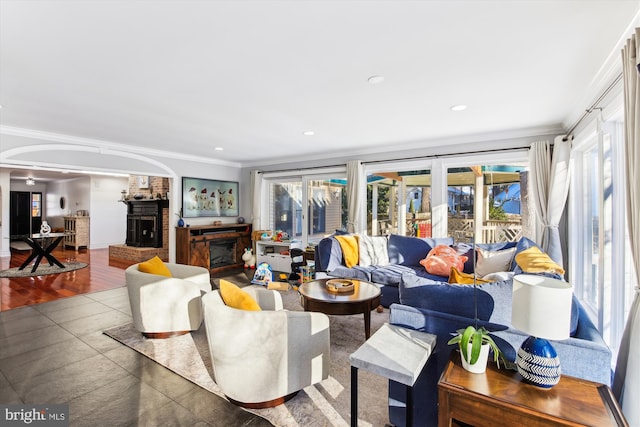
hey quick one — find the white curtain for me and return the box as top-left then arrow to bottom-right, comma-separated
250,170 -> 263,231
613,27 -> 640,426
346,160 -> 365,234
528,136 -> 572,266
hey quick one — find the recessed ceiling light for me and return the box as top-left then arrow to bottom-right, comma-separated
450,104 -> 468,111
303,131 -> 315,136
214,147 -> 224,151
367,75 -> 385,85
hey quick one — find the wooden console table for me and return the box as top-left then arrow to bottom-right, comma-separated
438,352 -> 628,427
175,223 -> 251,274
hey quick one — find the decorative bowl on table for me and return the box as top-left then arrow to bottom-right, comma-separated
325,279 -> 355,293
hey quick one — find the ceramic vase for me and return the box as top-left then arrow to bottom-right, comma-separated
40,221 -> 51,235
177,218 -> 185,227
461,343 -> 490,374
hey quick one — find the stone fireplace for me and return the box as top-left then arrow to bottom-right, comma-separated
108,175 -> 171,265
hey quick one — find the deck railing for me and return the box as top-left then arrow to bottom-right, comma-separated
401,217 -> 523,243
448,218 -> 523,243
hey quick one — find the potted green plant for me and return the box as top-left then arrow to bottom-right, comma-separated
447,325 -> 505,373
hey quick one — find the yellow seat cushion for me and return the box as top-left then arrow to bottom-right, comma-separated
448,267 -> 491,285
219,280 -> 261,311
515,246 -> 565,275
138,256 -> 172,277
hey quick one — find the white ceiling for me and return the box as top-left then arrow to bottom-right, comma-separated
1,0 -> 639,173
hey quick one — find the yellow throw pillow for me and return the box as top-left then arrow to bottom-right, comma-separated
138,256 -> 172,277
219,280 -> 262,311
448,267 -> 491,285
515,246 -> 565,275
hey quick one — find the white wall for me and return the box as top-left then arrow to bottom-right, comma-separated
0,171 -> 10,258
89,176 -> 129,248
43,177 -> 91,229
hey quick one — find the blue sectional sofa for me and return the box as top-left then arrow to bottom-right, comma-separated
316,233 -> 517,307
315,233 -> 612,427
317,234 -> 463,306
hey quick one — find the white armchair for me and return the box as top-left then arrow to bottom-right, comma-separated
202,286 -> 330,408
125,262 -> 211,338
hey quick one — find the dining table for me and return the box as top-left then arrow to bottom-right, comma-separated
11,232 -> 68,273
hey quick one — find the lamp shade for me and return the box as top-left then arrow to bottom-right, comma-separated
511,274 -> 572,340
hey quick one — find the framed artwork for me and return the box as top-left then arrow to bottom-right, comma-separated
137,175 -> 149,189
182,177 -> 239,218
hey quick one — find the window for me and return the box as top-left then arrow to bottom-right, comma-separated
446,165 -> 526,244
265,171 -> 347,246
270,180 -> 302,239
570,119 -> 633,358
366,169 -> 432,237
31,193 -> 41,217
364,153 -> 527,241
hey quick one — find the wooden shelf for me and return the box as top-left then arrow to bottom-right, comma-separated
64,216 -> 90,251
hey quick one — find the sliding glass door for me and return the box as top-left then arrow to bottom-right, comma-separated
364,154 -> 526,243
265,172 -> 348,246
366,169 -> 432,237
446,165 -> 526,244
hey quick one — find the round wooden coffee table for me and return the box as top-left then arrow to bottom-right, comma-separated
298,278 -> 381,339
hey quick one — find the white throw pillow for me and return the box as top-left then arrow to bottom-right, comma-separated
475,247 -> 516,277
359,235 -> 389,267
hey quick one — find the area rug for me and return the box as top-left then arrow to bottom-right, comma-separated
0,261 -> 88,278
104,285 -> 391,427
9,241 -> 31,251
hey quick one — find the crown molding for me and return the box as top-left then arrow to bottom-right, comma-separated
563,10 -> 640,131
0,126 -> 242,168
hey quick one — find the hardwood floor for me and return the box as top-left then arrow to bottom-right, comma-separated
0,247 -> 131,311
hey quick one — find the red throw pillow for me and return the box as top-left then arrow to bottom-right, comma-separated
419,245 -> 468,277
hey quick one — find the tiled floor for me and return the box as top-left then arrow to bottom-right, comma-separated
0,286 -> 273,426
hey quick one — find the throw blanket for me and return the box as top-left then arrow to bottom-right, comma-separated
335,235 -> 359,268
359,235 -> 389,267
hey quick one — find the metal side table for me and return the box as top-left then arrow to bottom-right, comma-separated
349,323 -> 437,427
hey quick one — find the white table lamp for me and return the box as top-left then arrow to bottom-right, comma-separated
511,274 -> 573,388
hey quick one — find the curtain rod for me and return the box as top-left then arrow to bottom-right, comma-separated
257,164 -> 346,175
562,72 -> 623,141
259,144 -> 530,174
259,145 -> 531,174
362,145 -> 530,165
